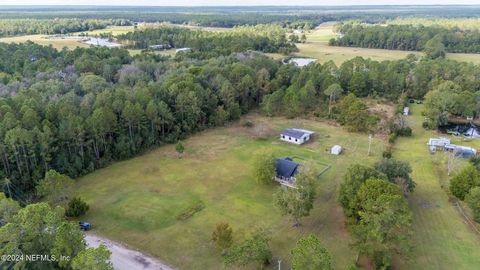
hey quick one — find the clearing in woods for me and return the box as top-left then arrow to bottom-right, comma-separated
296,22 -> 480,65
74,114 -> 387,270
0,25 -> 134,50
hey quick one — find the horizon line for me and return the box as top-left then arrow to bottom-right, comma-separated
1,4 -> 480,7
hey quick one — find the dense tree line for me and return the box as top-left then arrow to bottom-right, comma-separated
330,23 -> 480,54
261,55 -> 480,129
0,19 -> 131,37
0,42 -> 284,200
117,25 -> 298,56
4,5 -> 480,28
1,39 -> 480,200
0,196 -> 112,270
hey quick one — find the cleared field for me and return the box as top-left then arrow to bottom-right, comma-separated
75,114 -> 387,270
0,34 -> 89,50
393,104 -> 480,270
297,23 -> 480,65
0,26 -> 132,50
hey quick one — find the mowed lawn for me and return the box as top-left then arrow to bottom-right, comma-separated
75,115 -> 386,269
393,104 -> 480,269
296,22 -> 480,65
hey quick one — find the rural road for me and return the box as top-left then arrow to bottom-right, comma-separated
85,233 -> 175,270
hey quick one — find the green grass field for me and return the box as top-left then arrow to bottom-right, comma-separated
393,104 -> 480,269
75,114 -> 387,269
296,23 -> 480,65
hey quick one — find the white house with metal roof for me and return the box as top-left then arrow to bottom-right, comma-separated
280,128 -> 314,145
427,137 -> 451,152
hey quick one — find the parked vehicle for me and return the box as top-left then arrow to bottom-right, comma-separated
79,221 -> 92,231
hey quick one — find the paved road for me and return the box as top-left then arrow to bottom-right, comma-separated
85,233 -> 175,270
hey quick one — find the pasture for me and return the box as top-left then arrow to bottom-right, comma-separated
75,114 -> 387,270
393,104 -> 480,270
0,25 -> 132,50
296,23 -> 480,65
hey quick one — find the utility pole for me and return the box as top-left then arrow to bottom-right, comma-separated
368,134 -> 373,156
277,259 -> 282,270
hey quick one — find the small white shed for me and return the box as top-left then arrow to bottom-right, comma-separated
331,145 -> 342,155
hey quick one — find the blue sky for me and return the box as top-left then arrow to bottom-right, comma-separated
1,0 -> 479,6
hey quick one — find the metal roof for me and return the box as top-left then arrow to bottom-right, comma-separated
280,128 -> 313,139
275,157 -> 300,178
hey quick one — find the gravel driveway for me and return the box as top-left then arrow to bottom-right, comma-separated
85,233 -> 176,270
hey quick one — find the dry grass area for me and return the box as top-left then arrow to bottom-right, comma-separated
0,26 -> 133,50
75,114 -> 387,270
0,34 -> 89,50
296,23 -> 480,65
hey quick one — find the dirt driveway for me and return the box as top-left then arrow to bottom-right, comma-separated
85,233 -> 175,270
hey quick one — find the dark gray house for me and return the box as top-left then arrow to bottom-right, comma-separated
274,157 -> 300,187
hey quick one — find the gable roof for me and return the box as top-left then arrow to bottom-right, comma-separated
280,128 -> 314,139
275,157 -> 300,178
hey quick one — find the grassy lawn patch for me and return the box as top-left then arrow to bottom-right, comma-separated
297,23 -> 480,65
75,114 -> 386,269
393,104 -> 480,269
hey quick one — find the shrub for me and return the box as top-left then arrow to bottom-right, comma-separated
242,120 -> 254,127
253,152 -> 275,185
382,148 -> 392,159
450,164 -> 480,200
466,187 -> 480,223
212,222 -> 233,252
388,133 -> 398,144
65,197 -> 89,217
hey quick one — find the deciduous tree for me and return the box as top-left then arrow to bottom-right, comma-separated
291,234 -> 333,270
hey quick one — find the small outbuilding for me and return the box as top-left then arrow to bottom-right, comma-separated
280,128 -> 314,145
331,145 -> 342,155
176,47 -> 192,53
149,44 -> 172,50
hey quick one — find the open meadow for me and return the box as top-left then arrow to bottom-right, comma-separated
296,23 -> 480,65
0,25 -> 133,50
75,114 -> 387,269
393,104 -> 480,270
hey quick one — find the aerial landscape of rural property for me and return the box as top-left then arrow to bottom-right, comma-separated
2,1 -> 480,269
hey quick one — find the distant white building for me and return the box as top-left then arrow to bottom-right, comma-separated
287,58 -> 317,67
331,145 -> 342,155
149,44 -> 171,50
176,47 -> 192,53
403,107 -> 409,116
280,128 -> 314,145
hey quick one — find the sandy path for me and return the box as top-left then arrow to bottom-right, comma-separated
85,233 -> 175,270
